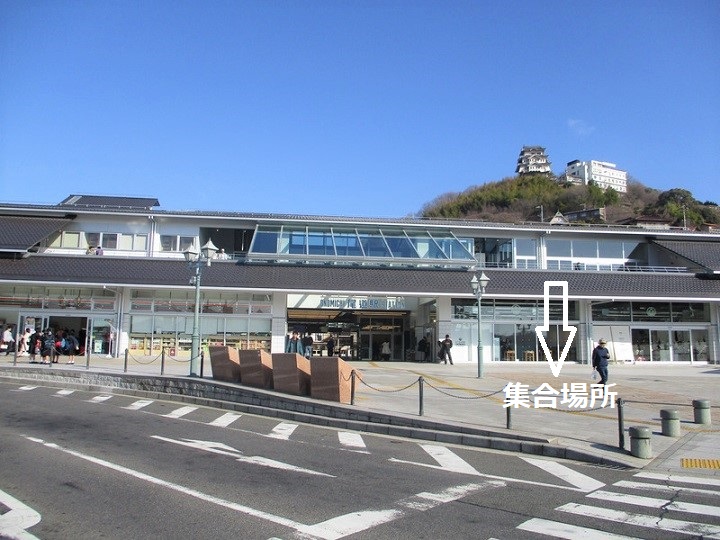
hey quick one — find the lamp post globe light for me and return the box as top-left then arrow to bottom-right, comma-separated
470,271 -> 490,378
183,239 -> 218,376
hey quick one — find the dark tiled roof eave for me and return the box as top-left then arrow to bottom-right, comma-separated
0,216 -> 75,251
654,240 -> 720,272
0,256 -> 718,300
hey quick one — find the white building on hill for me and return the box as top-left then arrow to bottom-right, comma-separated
565,160 -> 628,193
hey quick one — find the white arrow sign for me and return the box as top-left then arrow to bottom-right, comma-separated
535,281 -> 577,377
151,436 -> 335,477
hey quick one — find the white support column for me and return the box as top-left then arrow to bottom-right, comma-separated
271,292 -> 288,353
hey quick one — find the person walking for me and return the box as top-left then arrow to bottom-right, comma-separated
592,338 -> 611,385
2,325 -> 15,355
19,327 -> 33,356
326,335 -> 336,357
440,334 -> 454,365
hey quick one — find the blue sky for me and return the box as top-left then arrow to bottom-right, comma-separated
1,1 -> 718,217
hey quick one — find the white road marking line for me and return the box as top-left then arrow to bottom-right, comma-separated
24,435 -> 491,540
557,502 -> 720,538
23,436 -> 309,533
88,395 -> 113,403
300,509 -> 403,540
419,444 -> 479,475
207,412 -> 242,427
390,450 -> 585,492
635,471 -> 720,487
16,386 -> 37,391
123,399 -> 154,410
304,482 -> 501,540
268,422 -> 298,440
55,389 -> 75,396
337,432 -> 368,452
517,517 -> 641,539
521,456 -> 605,492
0,488 -> 42,540
587,489 -> 720,517
615,480 -> 720,498
162,406 -> 198,418
151,436 -> 335,477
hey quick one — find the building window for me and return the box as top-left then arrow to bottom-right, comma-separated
160,235 -> 195,252
85,232 -> 148,251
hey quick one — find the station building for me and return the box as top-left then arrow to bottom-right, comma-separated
0,195 -> 718,366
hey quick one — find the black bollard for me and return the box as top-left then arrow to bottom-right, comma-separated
419,376 -> 424,416
350,370 -> 356,406
124,348 -> 129,373
617,397 -> 625,450
506,406 -> 512,429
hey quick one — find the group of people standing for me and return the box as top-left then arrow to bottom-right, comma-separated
286,331 -> 338,358
416,334 -> 454,364
1,325 -> 82,364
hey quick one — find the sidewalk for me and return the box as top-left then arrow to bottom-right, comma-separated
350,360 -> 720,474
2,354 -> 718,473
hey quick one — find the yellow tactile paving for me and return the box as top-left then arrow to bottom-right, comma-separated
681,458 -> 720,469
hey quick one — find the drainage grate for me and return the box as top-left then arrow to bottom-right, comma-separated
681,458 -> 720,469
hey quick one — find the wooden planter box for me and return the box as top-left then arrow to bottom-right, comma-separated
208,346 -> 241,383
310,356 -> 354,404
271,353 -> 311,396
238,349 -> 274,389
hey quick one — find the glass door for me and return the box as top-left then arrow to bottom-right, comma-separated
672,330 -> 692,362
89,317 -> 116,357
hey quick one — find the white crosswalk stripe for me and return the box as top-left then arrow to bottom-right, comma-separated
56,389 -> 75,396
337,432 -> 368,452
123,399 -> 154,410
162,406 -> 198,419
16,386 -> 37,391
88,395 -> 113,403
207,412 -> 242,427
635,471 -> 720,487
268,422 -> 298,440
557,502 -> 720,538
516,472 -> 720,539
517,517 -> 641,539
613,479 -> 720,498
586,489 -> 720,518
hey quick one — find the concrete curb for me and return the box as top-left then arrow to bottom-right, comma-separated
0,366 -> 638,469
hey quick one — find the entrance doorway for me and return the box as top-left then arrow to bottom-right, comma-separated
18,313 -> 117,357
286,309 -> 408,361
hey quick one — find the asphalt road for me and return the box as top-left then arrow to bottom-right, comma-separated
2,380 -> 719,539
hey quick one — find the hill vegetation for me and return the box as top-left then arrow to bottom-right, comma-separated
419,175 -> 720,228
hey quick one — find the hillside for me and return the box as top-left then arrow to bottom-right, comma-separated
418,175 -> 720,228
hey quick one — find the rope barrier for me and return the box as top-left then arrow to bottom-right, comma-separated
356,377 -> 419,393
423,379 -> 506,400
126,352 -> 162,365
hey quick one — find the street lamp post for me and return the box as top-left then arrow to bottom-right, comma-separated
470,271 -> 490,378
536,205 -> 544,223
183,239 -> 218,376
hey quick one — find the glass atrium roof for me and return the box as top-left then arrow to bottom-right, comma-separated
248,225 -> 476,267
